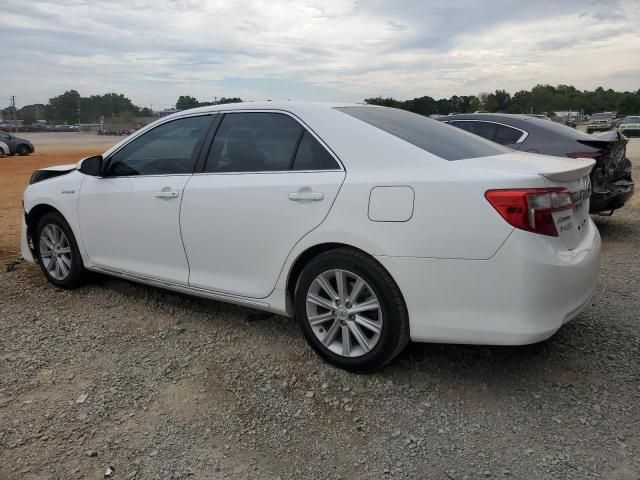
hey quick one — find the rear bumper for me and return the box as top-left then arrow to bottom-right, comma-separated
590,180 -> 634,213
377,221 -> 601,345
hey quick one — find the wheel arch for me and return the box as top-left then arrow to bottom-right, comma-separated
285,242 -> 407,313
25,203 -> 65,246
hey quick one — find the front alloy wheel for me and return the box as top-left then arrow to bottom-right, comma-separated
295,248 -> 409,372
39,224 -> 73,280
36,212 -> 86,289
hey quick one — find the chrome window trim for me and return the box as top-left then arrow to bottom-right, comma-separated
101,109 -> 347,178
445,119 -> 529,144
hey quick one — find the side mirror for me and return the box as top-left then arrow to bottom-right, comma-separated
79,155 -> 104,176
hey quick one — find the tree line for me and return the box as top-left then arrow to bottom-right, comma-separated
1,91 -> 244,125
365,84 -> 640,116
3,84 -> 639,125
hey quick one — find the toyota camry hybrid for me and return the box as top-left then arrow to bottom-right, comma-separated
21,102 -> 601,371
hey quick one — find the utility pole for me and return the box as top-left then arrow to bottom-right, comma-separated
10,95 -> 18,132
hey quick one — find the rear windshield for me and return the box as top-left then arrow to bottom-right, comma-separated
335,106 -> 509,160
520,116 -> 595,140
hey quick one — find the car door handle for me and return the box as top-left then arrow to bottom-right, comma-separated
288,191 -> 324,202
155,190 -> 179,199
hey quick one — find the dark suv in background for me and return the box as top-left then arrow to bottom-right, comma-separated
0,131 -> 34,156
436,113 -> 633,215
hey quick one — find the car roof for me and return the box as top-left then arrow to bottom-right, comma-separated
167,101 -> 365,118
434,113 -> 542,123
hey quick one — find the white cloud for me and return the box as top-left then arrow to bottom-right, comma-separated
2,0 -> 639,108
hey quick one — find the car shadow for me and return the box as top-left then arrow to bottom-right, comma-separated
593,215 -> 638,241
82,273 -> 599,392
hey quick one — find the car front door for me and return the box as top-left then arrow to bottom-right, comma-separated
180,111 -> 346,298
78,114 -> 213,283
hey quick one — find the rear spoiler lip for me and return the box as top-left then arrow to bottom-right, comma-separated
542,158 -> 595,181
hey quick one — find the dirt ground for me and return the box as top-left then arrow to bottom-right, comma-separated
0,134 -> 639,479
0,133 -> 120,262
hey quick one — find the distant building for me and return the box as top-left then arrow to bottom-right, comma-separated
555,111 -> 584,121
159,108 -> 182,117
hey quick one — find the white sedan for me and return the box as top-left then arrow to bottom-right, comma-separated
21,102 -> 600,371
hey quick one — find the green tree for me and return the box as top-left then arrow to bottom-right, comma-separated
176,96 -> 200,110
468,97 -> 482,112
48,90 -> 81,123
494,89 -> 511,112
217,97 -> 242,104
616,94 -> 640,116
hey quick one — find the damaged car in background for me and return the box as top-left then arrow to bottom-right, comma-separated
437,113 -> 634,215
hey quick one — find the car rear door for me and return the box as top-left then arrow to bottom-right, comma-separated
78,114 -> 213,284
180,111 -> 345,299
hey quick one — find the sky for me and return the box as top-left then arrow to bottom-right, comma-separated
2,0 -> 640,109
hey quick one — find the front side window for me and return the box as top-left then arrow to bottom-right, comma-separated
205,113 -> 303,172
0,132 -> 10,141
106,115 -> 211,176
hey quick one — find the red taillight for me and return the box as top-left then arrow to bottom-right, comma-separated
566,152 -> 602,160
485,188 -> 573,237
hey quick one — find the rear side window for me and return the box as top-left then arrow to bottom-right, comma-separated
205,113 -> 302,172
494,125 -> 524,145
106,115 -> 210,176
336,106 -> 508,160
292,131 -> 339,170
453,120 -> 497,141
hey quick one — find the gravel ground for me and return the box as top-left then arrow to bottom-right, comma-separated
0,141 -> 638,479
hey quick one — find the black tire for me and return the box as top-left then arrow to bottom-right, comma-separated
294,248 -> 410,372
17,144 -> 30,156
35,212 -> 86,289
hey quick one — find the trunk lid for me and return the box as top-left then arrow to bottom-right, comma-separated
464,152 -> 595,182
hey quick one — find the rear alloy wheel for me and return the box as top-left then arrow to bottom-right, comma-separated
36,212 -> 86,288
17,144 -> 30,156
295,248 -> 409,372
